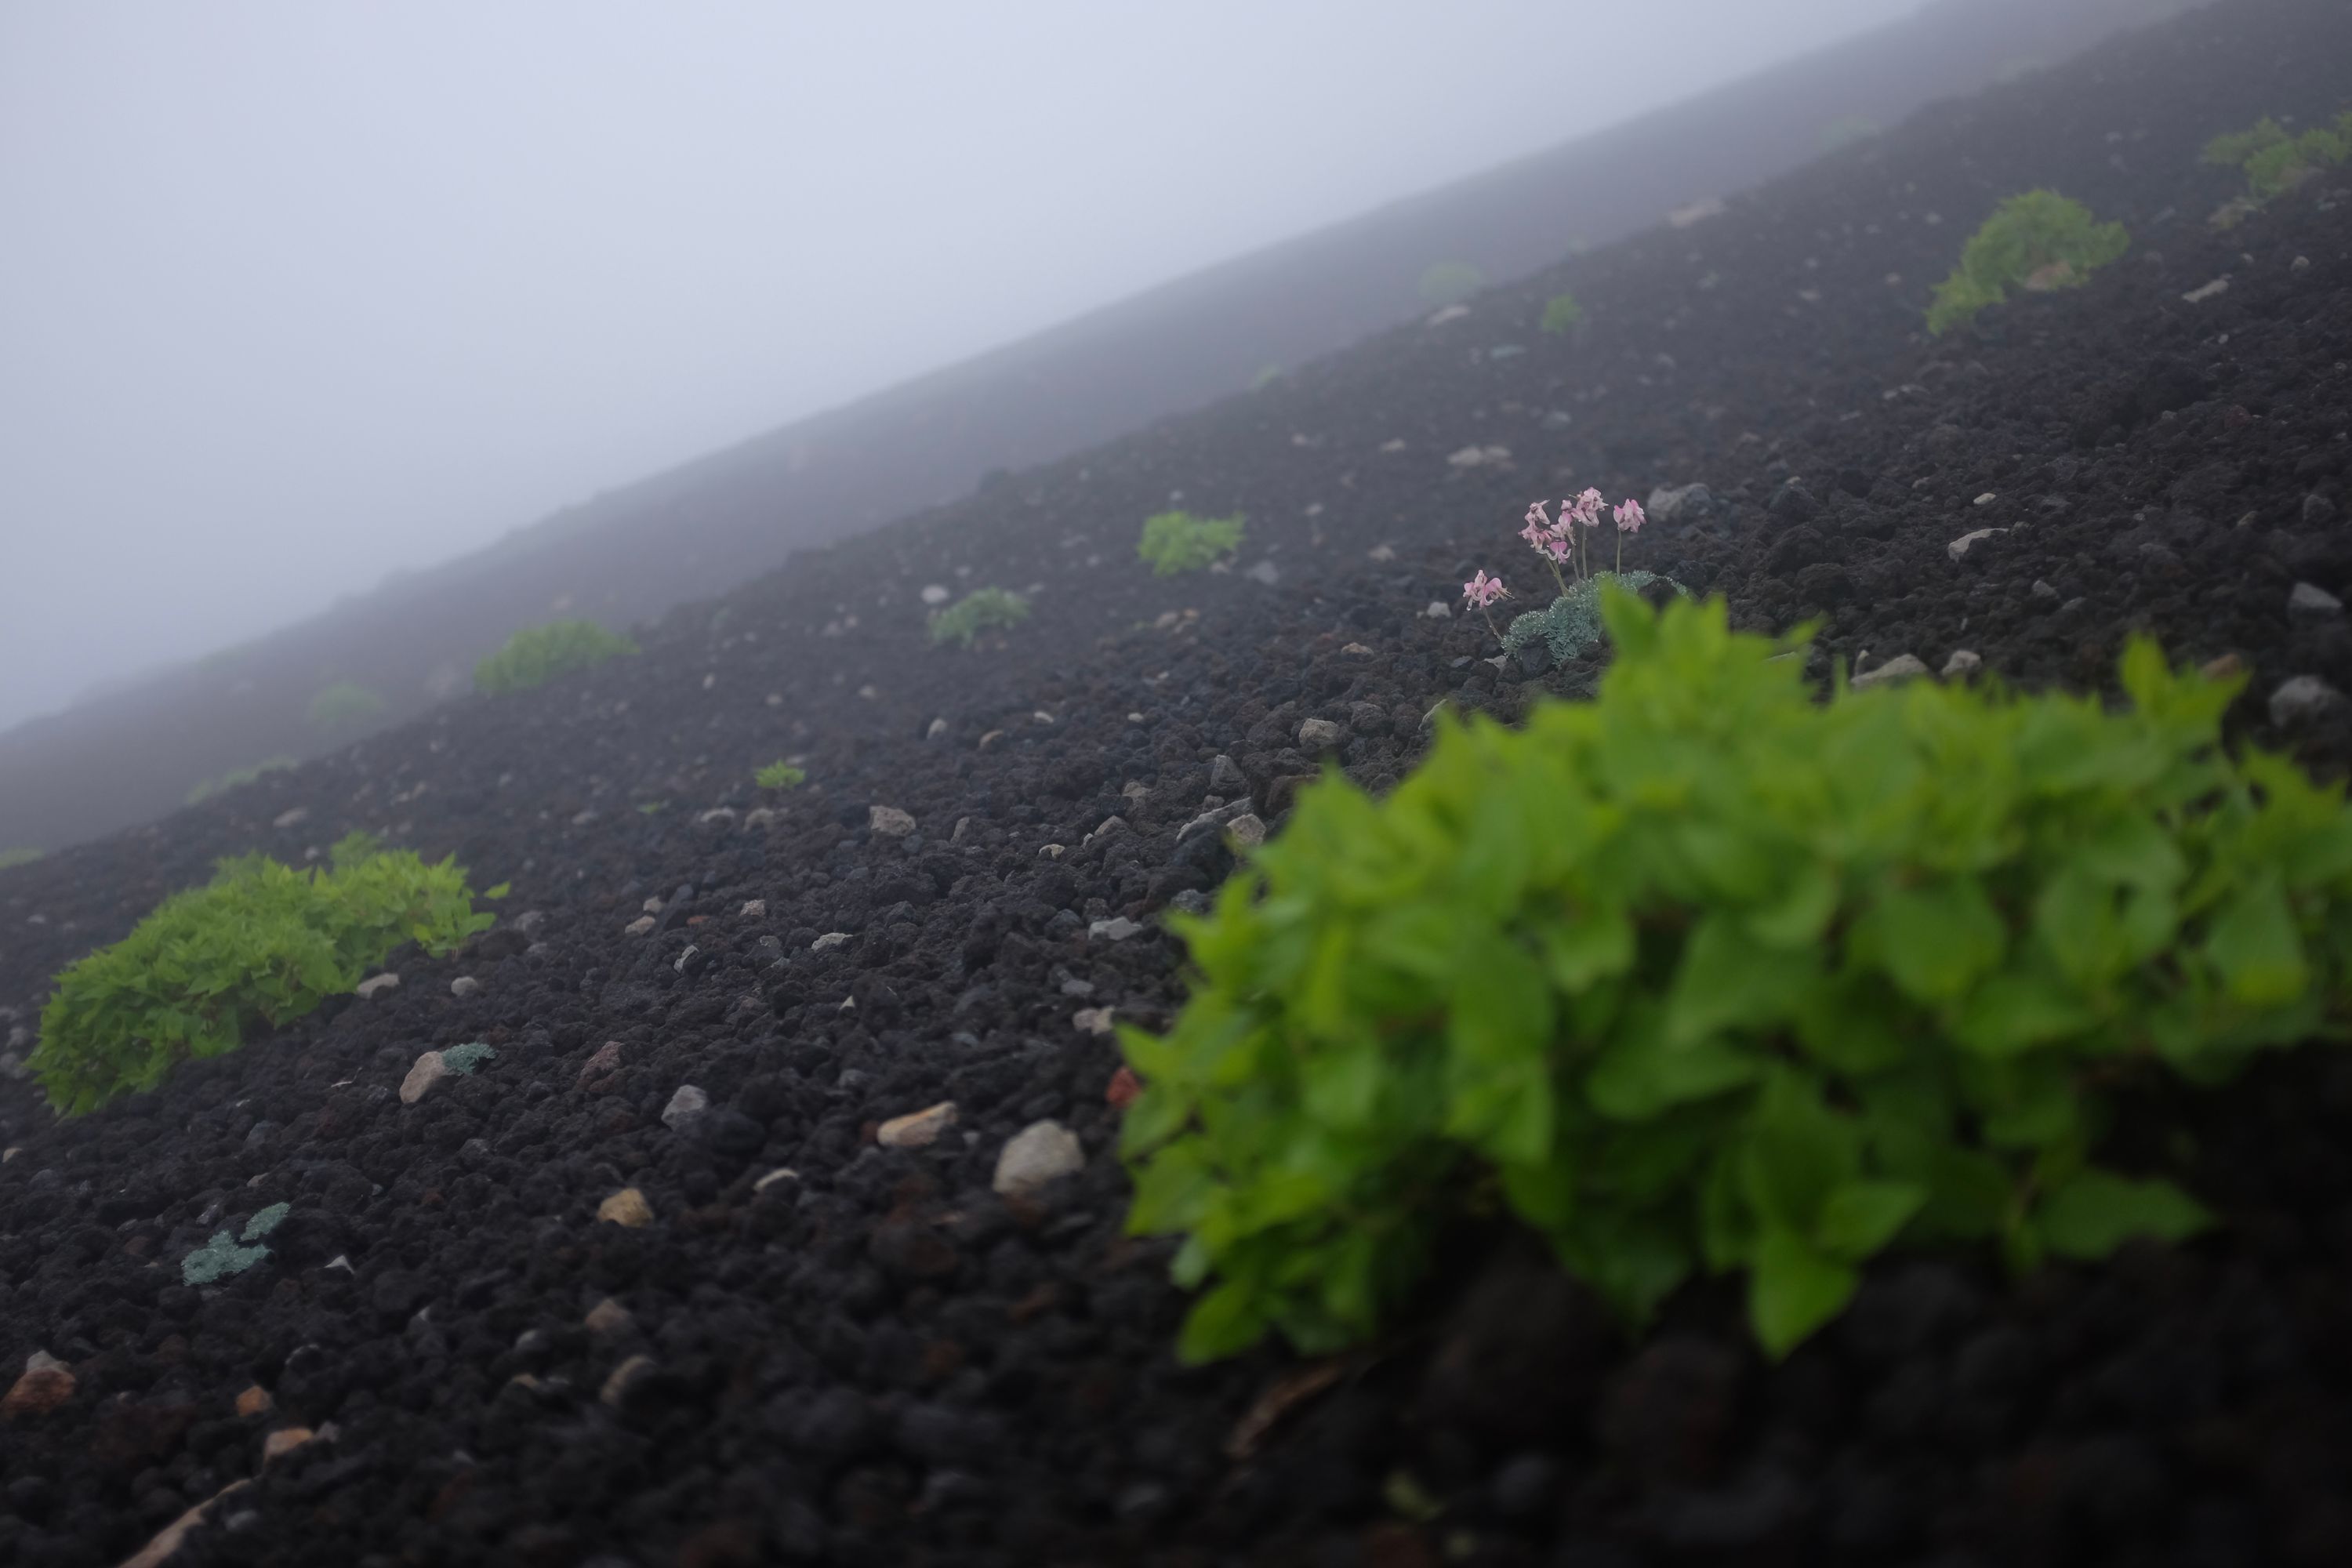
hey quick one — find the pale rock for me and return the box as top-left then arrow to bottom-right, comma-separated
399,1051 -> 451,1105
575,1040 -> 622,1089
118,1479 -> 252,1568
354,973 -> 400,1000
1852,654 -> 1929,689
273,807 -> 308,829
811,931 -> 851,951
449,976 -> 481,998
597,1188 -> 654,1227
1298,718 -> 1344,750
993,1120 -> 1086,1198
1089,916 -> 1144,942
1038,844 -> 1066,860
1228,815 -> 1268,848
753,1168 -> 800,1194
235,1385 -> 273,1417
2,1352 -> 74,1418
697,808 -> 737,826
740,899 -> 766,917
878,1102 -> 958,1149
926,717 -> 949,740
2181,277 -> 2230,303
2289,582 -> 2342,615
643,897 -> 666,913
1941,649 -> 1984,678
1073,1007 -> 1116,1036
584,1298 -> 633,1336
1947,528 -> 2005,561
661,1085 -> 710,1130
1244,560 -> 1280,586
2270,675 -> 2341,728
744,808 -> 779,830
920,584 -> 951,605
262,1426 -> 315,1464
626,914 -> 658,936
1368,544 -> 1396,561
869,804 -> 916,837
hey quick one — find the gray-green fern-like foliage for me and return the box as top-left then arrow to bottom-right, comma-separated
1502,572 -> 1684,663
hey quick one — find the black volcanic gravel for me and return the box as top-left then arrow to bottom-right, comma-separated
5,3 -> 2352,1564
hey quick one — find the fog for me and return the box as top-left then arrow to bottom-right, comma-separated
0,0 -> 1926,735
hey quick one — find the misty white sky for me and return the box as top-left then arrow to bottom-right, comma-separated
0,0 -> 1926,731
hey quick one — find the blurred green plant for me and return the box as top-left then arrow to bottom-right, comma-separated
1540,292 -> 1586,336
755,760 -> 808,791
929,587 -> 1031,648
0,848 -> 42,870
2201,112 -> 2352,218
31,833 -> 504,1116
1138,511 -> 1247,576
474,619 -> 638,695
307,680 -> 385,734
1122,588 -> 2352,1363
1418,261 -> 1486,308
1926,190 -> 2129,335
187,757 -> 296,806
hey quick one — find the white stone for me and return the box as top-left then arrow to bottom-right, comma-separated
753,1168 -> 799,1194
625,916 -> 657,936
993,1120 -> 1086,1198
1089,916 -> 1144,942
878,1102 -> 957,1149
2181,277 -> 2230,303
1947,528 -> 2005,561
920,584 -> 951,605
273,807 -> 308,829
811,931 -> 851,952
1940,649 -> 1984,678
1228,814 -> 1268,848
354,973 -> 400,1000
1852,654 -> 1929,689
1298,718 -> 1343,750
1073,1007 -> 1116,1036
2270,675 -> 2341,728
2289,582 -> 2342,615
869,804 -> 916,837
740,899 -> 766,918
1425,601 -> 1453,619
660,1085 -> 709,1130
399,1051 -> 450,1105
449,976 -> 480,998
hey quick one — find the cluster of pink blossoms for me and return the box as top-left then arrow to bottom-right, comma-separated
1461,490 -> 1648,630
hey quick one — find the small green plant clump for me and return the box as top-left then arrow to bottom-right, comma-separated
2202,113 -> 2352,214
474,619 -> 638,695
0,848 -> 42,870
1121,588 -> 2352,1363
182,1201 -> 291,1287
307,680 -> 385,733
755,760 -> 808,791
1418,261 -> 1486,308
1137,510 -> 1247,576
1926,190 -> 2129,336
1502,570 -> 1681,663
31,833 -> 503,1116
1540,292 -> 1585,336
187,757 -> 296,806
928,587 -> 1031,647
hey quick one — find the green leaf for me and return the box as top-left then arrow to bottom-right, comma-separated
1178,1280 -> 1269,1363
1587,1027 -> 1760,1121
2203,875 -> 2309,1007
1857,878 -> 2006,1004
2038,1169 -> 2212,1259
1748,1230 -> 1859,1357
1664,913 -> 1816,1045
1813,1179 -> 1926,1260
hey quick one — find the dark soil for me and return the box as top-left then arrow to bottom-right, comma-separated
6,2 -> 2352,1563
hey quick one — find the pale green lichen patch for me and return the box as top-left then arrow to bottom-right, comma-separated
442,1041 -> 497,1075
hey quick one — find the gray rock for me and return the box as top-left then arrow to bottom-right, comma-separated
2306,494 -> 2339,526
1298,718 -> 1344,750
2270,675 -> 2341,728
1244,560 -> 1281,586
2031,579 -> 2059,601
1424,601 -> 1453,619
514,910 -> 547,936
660,1085 -> 710,1131
449,976 -> 481,998
878,1102 -> 956,1149
993,1120 -> 1085,1198
1228,814 -> 1268,848
1089,916 -> 1144,942
399,1051 -> 451,1105
354,973 -> 400,1000
811,931 -> 851,952
2289,582 -> 2343,615
869,804 -> 916,837
1646,484 -> 1715,525
1852,654 -> 1929,689
1941,649 -> 1983,678
1947,528 -> 2004,561
1209,754 -> 1247,793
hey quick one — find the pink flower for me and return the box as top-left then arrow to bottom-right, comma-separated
1613,497 -> 1646,533
1542,535 -> 1571,563
1462,570 -> 1509,608
1573,488 -> 1606,527
1520,503 -> 1552,550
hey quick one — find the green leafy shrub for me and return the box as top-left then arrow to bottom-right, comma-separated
1418,261 -> 1486,308
474,619 -> 637,695
30,833 -> 502,1115
1501,571 -> 1681,663
1926,190 -> 2129,335
1137,511 -> 1247,576
307,680 -> 384,733
187,757 -> 296,806
2202,112 -> 2352,211
755,760 -> 807,791
0,848 -> 41,870
1540,292 -> 1585,336
1121,588 -> 2352,1363
928,587 -> 1031,647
